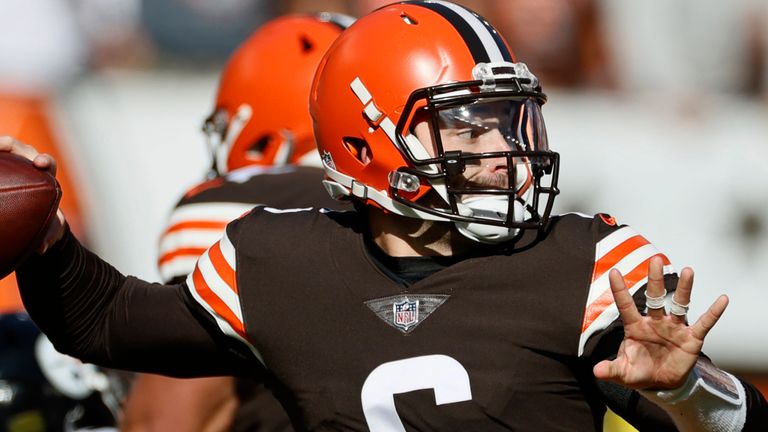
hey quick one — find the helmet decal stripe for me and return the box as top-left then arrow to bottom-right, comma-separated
316,12 -> 356,30
410,1 -> 511,63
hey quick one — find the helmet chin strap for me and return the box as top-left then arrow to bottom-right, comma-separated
454,195 -> 527,244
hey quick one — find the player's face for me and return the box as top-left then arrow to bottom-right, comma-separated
412,99 -> 537,192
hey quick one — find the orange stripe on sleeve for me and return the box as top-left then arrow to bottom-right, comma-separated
164,220 -> 229,235
192,265 -> 246,338
581,253 -> 670,333
592,235 -> 649,283
209,241 -> 237,294
158,247 -> 208,266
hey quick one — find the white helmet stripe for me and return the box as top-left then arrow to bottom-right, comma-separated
417,1 -> 510,64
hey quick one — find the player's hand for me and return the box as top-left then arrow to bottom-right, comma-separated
592,255 -> 729,390
0,135 -> 67,253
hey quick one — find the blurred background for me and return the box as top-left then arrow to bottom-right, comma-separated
1,0 -> 766,398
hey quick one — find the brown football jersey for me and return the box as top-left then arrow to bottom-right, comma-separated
186,208 -> 678,431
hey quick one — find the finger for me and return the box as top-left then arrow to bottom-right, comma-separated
691,295 -> 729,340
0,135 -> 14,151
670,267 -> 693,324
33,153 -> 57,176
609,268 -> 642,326
593,359 -> 622,383
645,255 -> 667,319
37,210 -> 67,254
0,136 -> 40,161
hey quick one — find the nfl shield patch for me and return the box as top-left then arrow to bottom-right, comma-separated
393,298 -> 419,331
364,294 -> 449,334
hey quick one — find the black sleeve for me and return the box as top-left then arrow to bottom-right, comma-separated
741,377 -> 768,431
15,227 -> 259,378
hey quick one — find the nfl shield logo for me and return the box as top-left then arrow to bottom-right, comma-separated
393,299 -> 419,331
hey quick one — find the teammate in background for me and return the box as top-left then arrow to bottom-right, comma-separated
0,312 -> 123,432
6,1 -> 768,431
120,14 -> 352,432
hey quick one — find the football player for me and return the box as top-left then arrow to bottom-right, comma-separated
120,13 -> 353,432
5,1 -> 768,430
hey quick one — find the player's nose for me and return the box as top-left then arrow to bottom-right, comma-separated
479,130 -> 512,171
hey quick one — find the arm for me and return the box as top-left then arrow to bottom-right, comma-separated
2,136 -> 254,377
16,225 -> 253,377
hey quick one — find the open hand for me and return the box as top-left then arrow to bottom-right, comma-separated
593,255 -> 729,390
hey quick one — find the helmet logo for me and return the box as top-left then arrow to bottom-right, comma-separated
321,150 -> 336,170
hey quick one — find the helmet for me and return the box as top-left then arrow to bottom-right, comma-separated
205,13 -> 355,175
311,1 -> 560,243
0,313 -> 123,432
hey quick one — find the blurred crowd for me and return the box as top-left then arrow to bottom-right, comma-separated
3,0 -> 768,97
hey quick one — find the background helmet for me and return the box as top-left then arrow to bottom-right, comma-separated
205,13 -> 355,175
0,313 -> 123,432
311,1 -> 560,243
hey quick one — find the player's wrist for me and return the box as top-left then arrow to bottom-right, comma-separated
639,359 -> 746,432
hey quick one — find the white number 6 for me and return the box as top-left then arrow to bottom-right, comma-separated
361,354 -> 473,431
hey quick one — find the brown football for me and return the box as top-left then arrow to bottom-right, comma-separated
0,153 -> 61,279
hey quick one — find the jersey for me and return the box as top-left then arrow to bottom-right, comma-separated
186,209 -> 678,431
158,165 -> 341,283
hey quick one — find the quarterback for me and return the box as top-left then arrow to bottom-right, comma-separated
5,1 -> 768,431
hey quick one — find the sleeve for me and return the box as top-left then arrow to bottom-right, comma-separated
183,213 -> 266,365
579,221 -> 677,358
741,377 -> 768,431
15,225 -> 259,378
157,199 -> 255,283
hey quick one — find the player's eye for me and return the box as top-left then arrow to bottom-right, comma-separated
456,127 -> 485,140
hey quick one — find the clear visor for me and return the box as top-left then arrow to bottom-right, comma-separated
432,97 -> 548,156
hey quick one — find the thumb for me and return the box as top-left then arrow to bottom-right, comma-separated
593,360 -> 622,382
37,209 -> 67,254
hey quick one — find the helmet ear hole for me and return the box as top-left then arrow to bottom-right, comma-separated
300,35 -> 314,53
247,135 -> 271,158
342,137 -> 373,166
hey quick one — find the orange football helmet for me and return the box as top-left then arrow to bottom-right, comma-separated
205,13 -> 354,175
311,1 -> 560,243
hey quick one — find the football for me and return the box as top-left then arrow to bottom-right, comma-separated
0,153 -> 61,279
